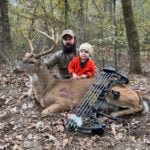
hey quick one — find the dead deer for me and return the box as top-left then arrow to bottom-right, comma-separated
16,30 -> 149,117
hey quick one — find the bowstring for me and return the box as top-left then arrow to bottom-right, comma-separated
72,72 -> 105,114
73,71 -> 114,119
78,72 -> 114,118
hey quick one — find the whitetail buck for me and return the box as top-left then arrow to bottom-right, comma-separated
16,30 -> 149,117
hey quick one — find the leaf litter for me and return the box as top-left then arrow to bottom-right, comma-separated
0,66 -> 150,150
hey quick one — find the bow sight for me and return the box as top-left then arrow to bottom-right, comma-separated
65,66 -> 129,135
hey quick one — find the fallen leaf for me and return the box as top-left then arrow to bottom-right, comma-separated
13,144 -> 18,150
18,93 -> 28,99
63,138 -> 69,148
115,132 -> 123,140
43,144 -> 52,150
1,75 -> 9,84
128,135 -> 136,142
26,123 -> 36,130
56,124 -> 65,132
111,123 -> 117,137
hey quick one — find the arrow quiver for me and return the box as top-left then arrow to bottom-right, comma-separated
65,67 -> 129,135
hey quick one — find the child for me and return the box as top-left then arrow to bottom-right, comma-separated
68,43 -> 95,79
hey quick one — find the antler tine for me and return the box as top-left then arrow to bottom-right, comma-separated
50,29 -> 59,43
35,29 -> 59,59
21,30 -> 34,54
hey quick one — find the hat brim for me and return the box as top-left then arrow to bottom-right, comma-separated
62,34 -> 74,38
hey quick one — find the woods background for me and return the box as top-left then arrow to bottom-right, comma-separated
0,1 -> 150,149
0,0 -> 150,74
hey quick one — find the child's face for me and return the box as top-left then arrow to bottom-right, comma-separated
79,49 -> 90,61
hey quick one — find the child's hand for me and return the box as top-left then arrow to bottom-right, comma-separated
72,73 -> 79,79
80,74 -> 88,79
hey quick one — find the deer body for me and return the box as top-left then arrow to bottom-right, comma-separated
18,59 -> 148,116
16,29 -> 149,116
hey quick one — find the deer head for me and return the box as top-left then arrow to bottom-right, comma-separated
16,29 -> 59,75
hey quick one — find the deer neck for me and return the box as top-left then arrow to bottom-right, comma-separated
28,65 -> 55,99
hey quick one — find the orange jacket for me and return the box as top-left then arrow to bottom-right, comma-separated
68,57 -> 95,77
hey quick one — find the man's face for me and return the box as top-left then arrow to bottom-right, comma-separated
62,35 -> 76,53
62,35 -> 75,46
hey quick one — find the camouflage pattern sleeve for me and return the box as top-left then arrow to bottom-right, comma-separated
43,50 -> 63,69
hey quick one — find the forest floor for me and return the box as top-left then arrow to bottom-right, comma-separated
0,65 -> 150,150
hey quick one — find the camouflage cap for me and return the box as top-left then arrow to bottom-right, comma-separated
61,29 -> 75,38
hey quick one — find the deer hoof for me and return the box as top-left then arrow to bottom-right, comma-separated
41,109 -> 49,116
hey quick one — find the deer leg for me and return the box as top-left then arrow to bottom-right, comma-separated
41,103 -> 67,116
110,107 -> 143,117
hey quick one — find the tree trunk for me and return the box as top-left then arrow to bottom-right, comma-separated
64,0 -> 69,28
77,0 -> 84,44
0,0 -> 12,48
122,0 -> 142,74
112,0 -> 118,71
0,0 -> 12,63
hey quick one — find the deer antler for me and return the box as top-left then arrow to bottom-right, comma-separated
22,29 -> 59,59
35,29 -> 59,59
21,30 -> 35,54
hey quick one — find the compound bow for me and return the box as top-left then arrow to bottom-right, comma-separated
65,67 -> 129,135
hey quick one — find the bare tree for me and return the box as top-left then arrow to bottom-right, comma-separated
122,0 -> 142,73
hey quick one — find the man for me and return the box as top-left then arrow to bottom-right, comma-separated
44,29 -> 78,79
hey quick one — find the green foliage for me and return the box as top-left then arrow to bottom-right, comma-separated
4,0 -> 149,67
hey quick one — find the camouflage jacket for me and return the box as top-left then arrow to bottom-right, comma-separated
43,49 -> 79,79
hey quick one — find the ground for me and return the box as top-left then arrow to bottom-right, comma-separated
0,66 -> 150,150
